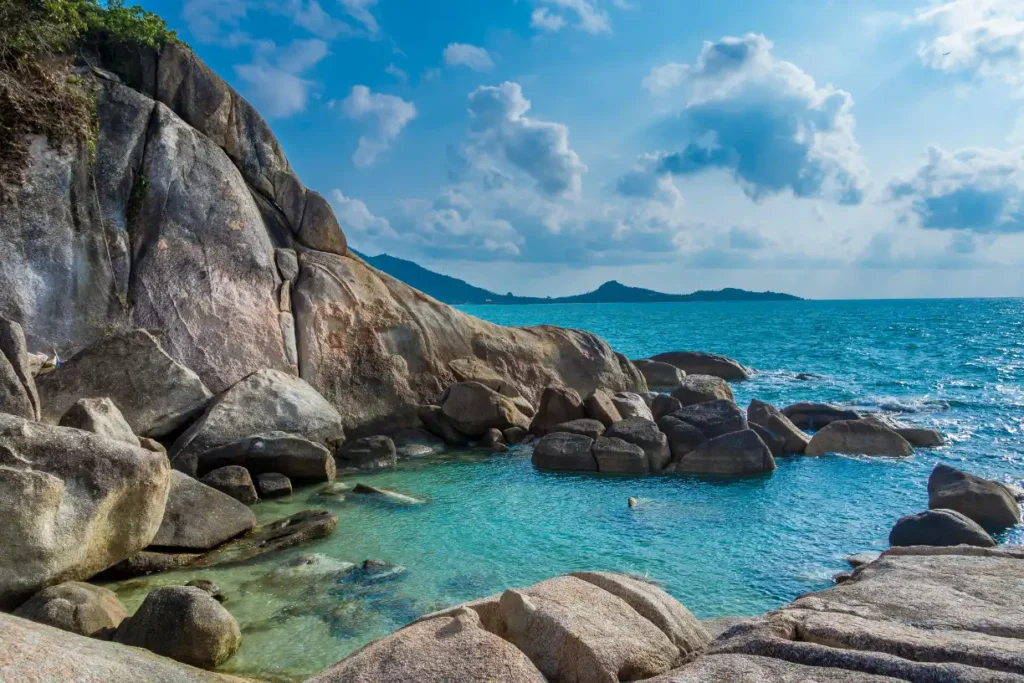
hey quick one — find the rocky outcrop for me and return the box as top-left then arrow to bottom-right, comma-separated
605,417 -> 671,471
585,389 -> 623,427
749,422 -> 784,458
200,466 -> 258,505
0,414 -> 170,609
335,435 -> 398,471
554,418 -> 607,440
530,386 -> 586,436
781,402 -> 861,430
441,382 -> 530,437
592,436 -> 648,473
257,473 -> 293,498
634,360 -> 686,390
193,510 -> 337,568
805,420 -> 913,457
670,400 -> 748,439
532,432 -> 598,472
36,330 -> 212,438
12,581 -> 127,639
611,392 -> 655,421
927,464 -> 1021,529
0,318 -> 40,420
672,430 -> 777,476
671,376 -> 735,406
747,399 -> 809,454
658,416 -> 707,463
195,432 -> 336,483
652,351 -> 750,380
58,397 -> 139,447
652,394 -> 683,421
889,509 -> 996,548
150,471 -> 257,552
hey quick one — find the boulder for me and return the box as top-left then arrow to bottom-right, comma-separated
646,654 -> 903,682
275,248 -> 299,282
634,360 -> 686,390
781,402 -> 861,430
13,581 -> 127,639
448,357 -> 520,396
532,432 -> 598,472
0,318 -> 40,420
585,389 -> 623,427
58,397 -> 139,447
307,607 -> 547,683
418,404 -> 468,445
612,392 -> 655,421
0,415 -> 171,610
651,351 -> 750,380
747,399 -> 810,454
657,416 -> 707,463
36,330 -> 212,438
670,400 -> 748,439
671,376 -> 735,406
194,510 -> 337,568
605,417 -> 671,471
927,464 -> 1021,529
553,418 -> 607,440
889,509 -> 996,548
186,580 -> 227,604
530,387 -> 586,436
199,466 -> 258,505
195,432 -> 336,482
896,427 -> 945,448
336,436 -> 398,471
503,426 -> 529,445
441,381 -> 530,437
114,586 -> 241,669
391,428 -> 445,457
652,394 -> 683,421
139,437 -> 167,456
150,471 -> 256,552
170,369 -> 346,475
749,422 -> 785,459
805,420 -> 913,457
256,473 -> 292,499
593,436 -> 648,474
674,430 -> 777,476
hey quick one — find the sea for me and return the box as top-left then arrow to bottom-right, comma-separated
106,298 -> 1024,681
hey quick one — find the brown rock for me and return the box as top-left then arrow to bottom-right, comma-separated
585,389 -> 623,427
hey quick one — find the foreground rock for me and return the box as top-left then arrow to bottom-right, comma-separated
13,581 -> 127,638
611,392 -> 655,421
605,417 -> 671,471
58,397 -> 139,447
441,382 -> 530,437
36,330 -> 212,438
781,402 -> 861,430
335,436 -> 398,471
634,360 -> 687,390
200,466 -> 258,505
195,432 -> 336,482
889,509 -> 996,548
592,436 -> 648,474
927,464 -> 1021,529
530,386 -> 586,436
672,430 -> 777,476
671,376 -> 735,406
532,432 -> 598,472
0,318 -> 41,420
170,369 -> 346,475
257,473 -> 293,498
352,484 -> 426,505
0,415 -> 171,609
584,389 -> 623,427
805,420 -> 913,457
657,415 -> 707,463
670,400 -> 747,439
652,351 -> 750,380
150,472 -> 256,552
747,399 -> 810,454
114,586 -> 241,669
553,418 -> 607,440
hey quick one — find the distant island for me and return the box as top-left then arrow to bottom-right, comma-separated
355,251 -> 803,305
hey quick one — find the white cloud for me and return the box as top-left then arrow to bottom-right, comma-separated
531,8 -> 567,32
632,34 -> 869,205
443,43 -> 495,71
235,39 -> 328,118
329,190 -> 397,242
531,0 -> 610,35
338,0 -> 379,35
385,63 -> 408,84
340,86 -> 417,167
915,0 -> 1024,88
182,0 -> 250,45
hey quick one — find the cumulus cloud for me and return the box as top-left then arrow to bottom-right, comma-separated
444,43 -> 495,71
340,86 -> 417,167
235,39 -> 328,118
631,34 -> 869,205
465,82 -> 587,197
915,0 -> 1024,87
889,145 -> 1024,232
531,8 -> 567,31
531,0 -> 610,34
329,191 -> 397,242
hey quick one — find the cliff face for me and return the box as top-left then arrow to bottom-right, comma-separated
0,43 -> 643,434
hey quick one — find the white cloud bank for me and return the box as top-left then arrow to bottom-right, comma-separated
340,86 -> 417,167
915,0 -> 1024,88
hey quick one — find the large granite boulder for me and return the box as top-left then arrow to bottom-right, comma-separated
530,386 -> 586,436
0,415 -> 171,609
58,397 -> 139,447
806,420 -> 913,457
553,418 -> 607,440
200,466 -> 258,505
13,581 -> 127,638
782,402 -> 861,430
605,417 -> 671,471
652,393 -> 684,421
928,464 -> 1022,529
592,436 -> 648,474
36,330 -> 212,438
673,430 -> 777,476
634,360 -> 686,390
749,422 -> 785,459
0,318 -> 40,420
170,369 -> 345,475
611,392 -> 655,421
585,389 -> 623,427
652,351 -> 750,380
647,654 -> 903,682
670,400 -> 748,439
335,435 -> 398,471
747,399 -> 810,454
532,432 -> 597,472
671,375 -> 735,407
257,473 -> 293,499
195,432 -> 336,482
441,382 -> 530,437
114,586 -> 241,669
150,472 -> 256,552
889,509 -> 996,548
657,416 -> 707,463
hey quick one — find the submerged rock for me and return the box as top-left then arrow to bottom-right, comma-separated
747,399 -> 810,454
13,581 -> 127,639
58,397 -> 139,447
195,432 -> 336,483
889,509 -> 996,548
584,389 -> 623,427
195,510 -> 338,568
199,466 -> 258,505
336,436 -> 398,471
927,464 -> 1021,529
673,430 -> 777,476
671,376 -> 735,407
531,432 -> 597,472
352,483 -> 426,505
652,351 -> 750,381
391,428 -> 446,457
805,420 -> 913,457
150,472 -> 256,552
530,386 -> 586,436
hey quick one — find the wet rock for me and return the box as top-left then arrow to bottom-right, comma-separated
482,428 -> 507,451
612,392 -> 655,422
553,418 -> 607,440
13,581 -> 127,638
651,351 -> 750,380
846,552 -> 881,568
584,389 -> 623,427
336,436 -> 397,471
150,471 -> 256,552
185,580 -> 226,604
805,420 -> 913,457
418,404 -> 469,445
196,432 -> 336,482
657,416 -> 707,463
195,510 -> 338,568
532,432 -> 598,472
749,422 -> 785,459
0,317 -> 40,420
114,586 -> 241,669
503,426 -> 529,445
605,417 -> 671,471
199,466 -> 258,505
352,483 -> 426,505
593,436 -> 648,474
781,402 -> 861,431
896,427 -> 945,448
256,473 -> 292,499
671,375 -> 735,407
652,394 -> 683,421
928,464 -> 1021,529
391,428 -> 445,457
441,382 -> 530,437
674,430 -> 777,476
670,400 -> 748,439
634,360 -> 687,390
747,399 -> 810,454
889,509 -> 996,548
98,551 -> 202,580
530,386 -> 586,436
58,397 -> 139,447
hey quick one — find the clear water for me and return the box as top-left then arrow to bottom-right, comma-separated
106,299 -> 1024,681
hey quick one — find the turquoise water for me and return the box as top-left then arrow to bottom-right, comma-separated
108,299 -> 1024,681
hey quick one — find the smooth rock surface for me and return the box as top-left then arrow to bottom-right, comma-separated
553,418 -> 607,440
605,417 -> 671,471
806,420 -> 914,457
749,422 -> 785,459
670,400 -> 748,439
747,399 -> 810,454
195,432 -> 336,482
674,430 -> 777,476
611,392 -> 656,422
635,360 -> 687,390
647,654 -> 904,682
532,432 -> 598,472
592,436 -> 648,474
58,397 -> 139,447
0,318 -> 40,420
652,394 -> 684,421
671,375 -> 735,407
889,509 -> 997,548
585,389 -> 623,427
441,382 -> 529,437
928,464 -> 1022,529
530,387 -> 586,436
150,471 -> 257,552
657,416 -> 708,463
782,402 -> 861,431
651,351 -> 750,380
335,436 -> 398,471
13,581 -> 127,638
199,466 -> 258,505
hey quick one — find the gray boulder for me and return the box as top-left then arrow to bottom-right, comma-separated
889,509 -> 996,548
652,393 -> 684,421
275,248 -> 299,282
584,389 -> 623,427
200,466 -> 258,505
927,464 -> 1021,529
58,397 -> 139,447
503,426 -> 529,445
36,330 -> 212,438
747,399 -> 810,454
418,404 -> 469,445
441,382 -> 529,437
670,400 -> 748,439
336,436 -> 398,471
674,430 -> 777,476
647,654 -> 906,682
897,427 -> 946,448
593,436 -> 648,474
170,369 -> 345,476
806,420 -> 913,457
781,402 -> 861,430
150,472 -> 256,552
0,318 -> 40,420
657,416 -> 707,463
195,432 -> 336,482
749,422 -> 785,459
13,581 -> 127,638
553,418 -> 607,440
634,360 -> 687,389
114,586 -> 241,669
532,432 -> 597,472
612,392 -> 656,421
257,473 -> 293,498
530,386 -> 586,436
0,414 -> 171,609
671,375 -> 735,406
605,417 -> 671,471
652,351 -> 750,380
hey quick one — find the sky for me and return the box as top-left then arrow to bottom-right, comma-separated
139,0 -> 1024,299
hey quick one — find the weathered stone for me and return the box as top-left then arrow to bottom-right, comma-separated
647,654 -> 903,682
194,510 -> 337,568
635,360 -> 687,390
806,420 -> 913,457
275,248 -> 299,282
114,586 -> 241,669
553,418 -> 607,440
652,351 -> 750,380
0,318 -> 40,420
928,464 -> 1021,529
749,422 -> 785,459
530,386 -> 586,436
593,436 -> 648,474
185,579 -> 227,604
138,437 -> 167,456
532,432 -> 598,472
418,404 -> 469,445
657,416 -> 708,463
585,389 -> 624,427
612,392 -> 656,422
605,417 -> 671,471
36,330 -> 212,438
170,369 -> 345,475
441,382 -> 529,437
13,582 -> 127,638
504,426 -> 529,445
98,551 -> 202,580
196,432 -> 336,482
699,617 -> 754,640
482,427 -> 506,448
670,400 -> 748,439
896,427 -> 945,448
448,357 -> 520,397
747,399 -> 810,454
200,466 -> 258,505
671,376 -> 735,406
0,415 -> 170,609
58,397 -> 139,447
298,190 -> 348,255
652,394 -> 684,421
336,436 -> 398,471
846,552 -> 882,568
674,430 -> 777,476
391,428 -> 445,457
781,402 -> 861,431
256,473 -> 292,499
151,471 -> 256,552
889,509 -> 996,548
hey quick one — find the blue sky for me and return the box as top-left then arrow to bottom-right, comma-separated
141,0 -> 1024,298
